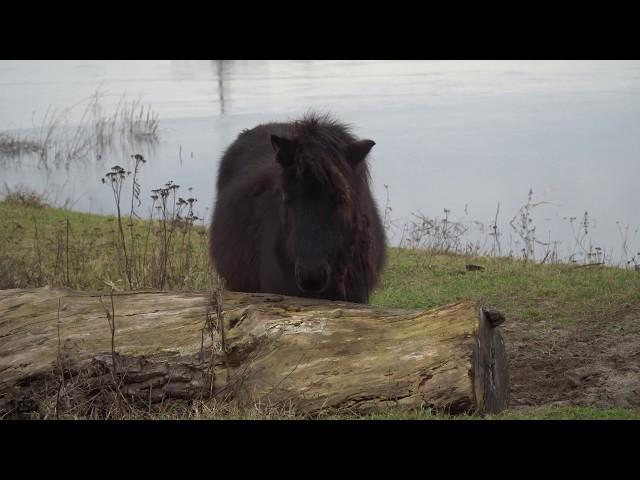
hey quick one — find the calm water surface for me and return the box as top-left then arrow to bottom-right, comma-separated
1,60 -> 639,263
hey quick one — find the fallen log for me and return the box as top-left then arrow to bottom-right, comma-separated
0,287 -> 509,418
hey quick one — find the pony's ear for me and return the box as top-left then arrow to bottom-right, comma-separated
345,139 -> 375,168
271,134 -> 297,168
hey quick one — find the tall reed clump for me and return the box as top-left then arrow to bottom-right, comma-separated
0,89 -> 160,170
381,187 -> 629,269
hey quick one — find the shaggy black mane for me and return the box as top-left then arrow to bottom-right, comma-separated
291,112 -> 368,189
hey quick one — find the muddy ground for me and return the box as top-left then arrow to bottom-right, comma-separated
502,304 -> 640,410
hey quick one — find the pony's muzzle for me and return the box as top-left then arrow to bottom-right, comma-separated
294,262 -> 330,294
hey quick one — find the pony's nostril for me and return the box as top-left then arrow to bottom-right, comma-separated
295,263 -> 330,293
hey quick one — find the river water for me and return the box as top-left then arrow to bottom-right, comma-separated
1,60 -> 639,264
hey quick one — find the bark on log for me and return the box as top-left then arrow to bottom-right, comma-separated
0,287 -> 509,417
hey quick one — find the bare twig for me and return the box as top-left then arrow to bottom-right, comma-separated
55,297 -> 64,419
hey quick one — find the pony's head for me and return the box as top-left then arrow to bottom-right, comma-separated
271,118 -> 375,297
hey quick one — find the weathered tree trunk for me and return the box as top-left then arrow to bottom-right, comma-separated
0,287 -> 509,418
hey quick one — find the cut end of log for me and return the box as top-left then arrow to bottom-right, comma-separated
472,306 -> 510,414
483,307 -> 506,327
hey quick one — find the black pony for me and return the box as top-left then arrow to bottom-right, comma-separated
209,112 -> 386,303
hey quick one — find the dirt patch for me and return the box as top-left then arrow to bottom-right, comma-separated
502,304 -> 640,409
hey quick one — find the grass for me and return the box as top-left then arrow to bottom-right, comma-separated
351,405 -> 640,420
372,249 -> 640,327
29,401 -> 640,421
0,191 -> 211,291
1,195 -> 639,420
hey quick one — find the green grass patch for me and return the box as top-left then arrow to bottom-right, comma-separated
323,406 -> 640,420
371,248 -> 640,326
0,197 -> 212,291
